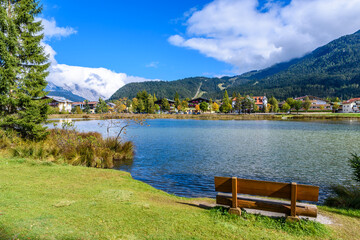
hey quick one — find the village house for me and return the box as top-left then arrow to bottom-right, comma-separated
231,96 -> 268,111
341,98 -> 360,113
154,98 -> 176,113
294,95 -> 330,110
43,96 -> 72,113
187,97 -> 210,113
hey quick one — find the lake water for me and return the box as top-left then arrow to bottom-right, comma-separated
51,118 -> 360,202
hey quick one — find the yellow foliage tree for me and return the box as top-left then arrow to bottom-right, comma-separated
195,104 -> 200,112
212,102 -> 219,112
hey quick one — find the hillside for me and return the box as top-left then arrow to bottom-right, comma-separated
110,30 -> 360,101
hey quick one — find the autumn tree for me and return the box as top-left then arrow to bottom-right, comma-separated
268,97 -> 279,113
195,104 -> 200,112
281,102 -> 291,113
131,98 -> 138,113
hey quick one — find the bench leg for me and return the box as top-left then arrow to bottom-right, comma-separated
229,207 -> 241,216
286,216 -> 300,222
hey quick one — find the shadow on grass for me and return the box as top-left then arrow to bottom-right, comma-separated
177,202 -> 330,238
0,225 -> 82,240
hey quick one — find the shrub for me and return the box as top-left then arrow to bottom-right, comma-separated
325,153 -> 360,209
349,153 -> 360,183
4,128 -> 134,169
325,185 -> 360,209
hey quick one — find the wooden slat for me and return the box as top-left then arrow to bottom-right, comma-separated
214,177 -> 319,202
216,194 -> 318,218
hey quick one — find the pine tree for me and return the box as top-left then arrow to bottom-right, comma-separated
174,92 -> 180,108
221,90 -> 232,113
84,100 -> 90,114
0,0 -> 50,140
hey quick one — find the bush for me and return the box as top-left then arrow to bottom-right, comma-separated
3,128 -> 134,169
349,153 -> 360,183
325,153 -> 360,209
325,185 -> 360,209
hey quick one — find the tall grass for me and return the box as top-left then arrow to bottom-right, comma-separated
0,128 -> 134,169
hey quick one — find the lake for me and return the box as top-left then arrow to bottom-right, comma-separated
51,118 -> 360,202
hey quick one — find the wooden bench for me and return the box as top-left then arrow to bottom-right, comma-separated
214,177 -> 319,221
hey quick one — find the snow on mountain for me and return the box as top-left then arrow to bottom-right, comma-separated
47,64 -> 153,101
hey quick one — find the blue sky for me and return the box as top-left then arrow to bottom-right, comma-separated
41,0 -> 231,80
40,0 -> 360,99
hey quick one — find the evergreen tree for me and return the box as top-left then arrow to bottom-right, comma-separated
84,100 -> 90,114
303,96 -> 311,112
137,99 -> 144,113
174,92 -> 180,108
153,93 -> 157,102
161,98 -> 170,112
221,90 -> 232,113
232,92 -> 236,99
0,0 -> 50,140
147,95 -> 155,114
234,93 -> 242,114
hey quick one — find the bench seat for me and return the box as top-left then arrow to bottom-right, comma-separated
216,193 -> 318,218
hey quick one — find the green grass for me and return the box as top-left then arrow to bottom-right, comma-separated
0,156 -> 359,239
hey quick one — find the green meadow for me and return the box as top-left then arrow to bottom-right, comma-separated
1,156 -> 360,240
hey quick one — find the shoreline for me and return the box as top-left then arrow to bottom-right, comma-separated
48,112 -> 360,121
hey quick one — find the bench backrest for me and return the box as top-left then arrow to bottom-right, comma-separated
214,176 -> 319,202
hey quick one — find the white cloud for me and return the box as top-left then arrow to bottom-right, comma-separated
47,64 -> 152,99
37,17 -> 77,39
146,61 -> 159,68
39,18 -> 155,100
169,0 -> 360,73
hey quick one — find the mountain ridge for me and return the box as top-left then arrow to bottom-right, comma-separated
110,30 -> 360,101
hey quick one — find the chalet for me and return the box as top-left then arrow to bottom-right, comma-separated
188,97 -> 210,108
342,98 -> 360,113
294,95 -> 330,110
154,98 -> 176,112
71,101 -> 98,113
232,96 -> 267,111
43,96 -> 72,113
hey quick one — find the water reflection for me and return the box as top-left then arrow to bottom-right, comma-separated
49,119 -> 360,202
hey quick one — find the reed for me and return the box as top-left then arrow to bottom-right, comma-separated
1,128 -> 134,169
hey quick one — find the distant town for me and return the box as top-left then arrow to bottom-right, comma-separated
43,92 -> 360,115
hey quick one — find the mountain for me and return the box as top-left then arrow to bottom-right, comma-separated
61,83 -> 106,101
45,82 -> 86,102
110,30 -> 360,101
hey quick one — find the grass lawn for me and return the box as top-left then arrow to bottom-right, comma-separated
1,156 -> 360,240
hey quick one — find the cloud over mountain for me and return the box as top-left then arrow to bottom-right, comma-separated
169,0 -> 360,73
39,18 -> 154,100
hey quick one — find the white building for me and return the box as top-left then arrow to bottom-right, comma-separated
43,96 -> 73,113
342,98 -> 360,113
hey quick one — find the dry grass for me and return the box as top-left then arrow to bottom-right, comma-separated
0,128 -> 134,169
